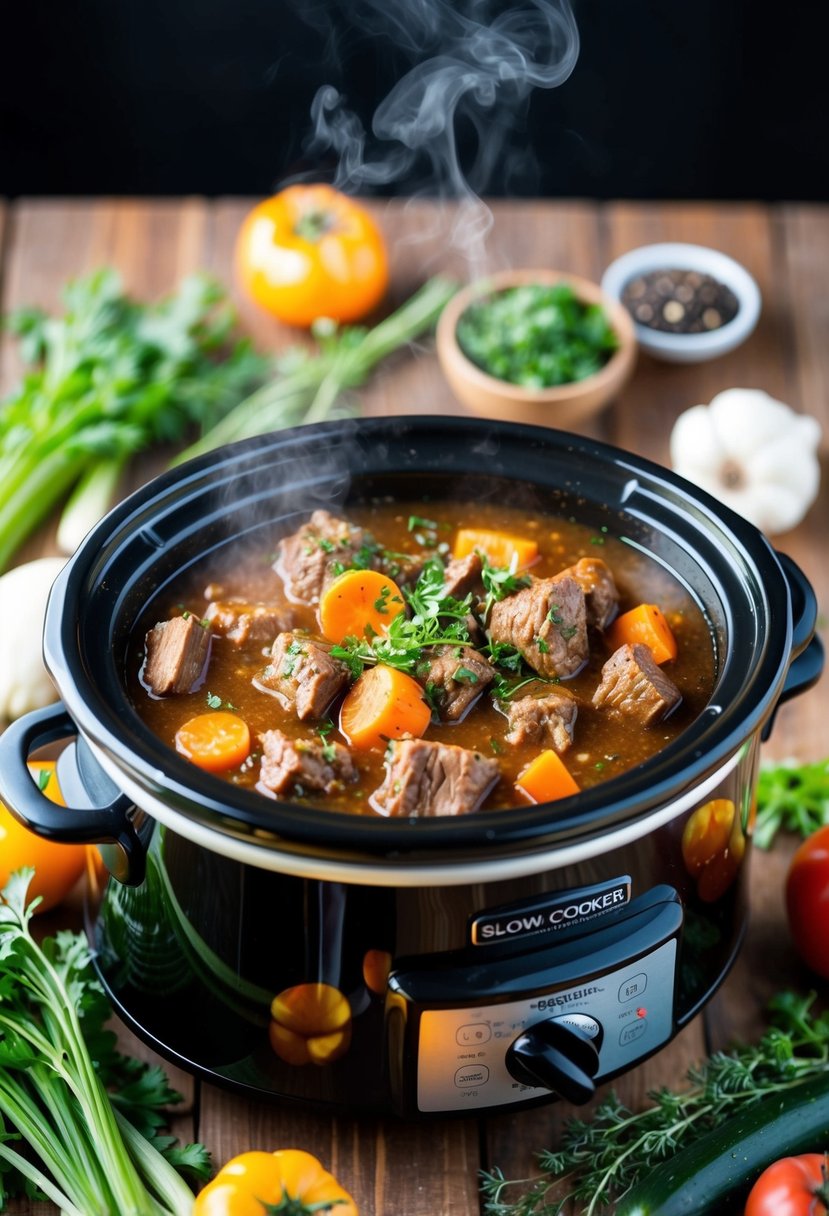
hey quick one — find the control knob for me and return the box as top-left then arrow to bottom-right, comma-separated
505,1015 -> 602,1105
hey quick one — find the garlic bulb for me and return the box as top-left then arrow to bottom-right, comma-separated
0,557 -> 65,720
670,388 -> 822,535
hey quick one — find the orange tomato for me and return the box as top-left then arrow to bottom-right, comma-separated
235,184 -> 389,327
0,762 -> 87,913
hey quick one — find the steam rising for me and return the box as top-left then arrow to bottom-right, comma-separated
302,0 -> 579,264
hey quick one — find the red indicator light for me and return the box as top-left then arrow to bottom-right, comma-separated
637,1007 -> 647,1018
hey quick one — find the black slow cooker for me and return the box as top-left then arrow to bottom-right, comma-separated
0,417 -> 822,1118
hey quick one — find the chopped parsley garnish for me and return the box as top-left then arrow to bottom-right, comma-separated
490,738 -> 504,754
281,639 -> 305,677
206,691 -> 236,710
536,637 -> 550,654
453,666 -> 479,684
548,605 -> 563,625
36,768 -> 51,792
484,639 -> 556,701
331,560 -> 473,676
408,515 -> 439,532
318,720 -> 337,764
456,282 -> 619,388
480,552 -> 531,619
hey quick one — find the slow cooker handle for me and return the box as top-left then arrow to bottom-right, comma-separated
762,552 -> 825,741
0,702 -> 146,885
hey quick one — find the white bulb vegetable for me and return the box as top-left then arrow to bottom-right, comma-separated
670,388 -> 822,535
0,557 -> 65,720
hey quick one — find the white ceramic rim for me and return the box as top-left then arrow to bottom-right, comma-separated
600,241 -> 761,358
88,737 -> 743,888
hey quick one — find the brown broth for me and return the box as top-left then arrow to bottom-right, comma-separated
127,500 -> 716,815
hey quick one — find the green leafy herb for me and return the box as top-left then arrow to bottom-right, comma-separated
408,515 -> 439,532
480,552 -> 532,620
35,769 -> 51,792
456,282 -> 619,391
318,720 -> 337,763
753,758 -> 829,849
453,666 -> 479,684
485,640 -> 553,701
480,990 -> 829,1216
206,691 -> 222,710
331,560 -> 473,676
0,870 -> 208,1215
0,270 -> 266,573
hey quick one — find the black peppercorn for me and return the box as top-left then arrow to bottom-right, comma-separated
621,268 -> 739,334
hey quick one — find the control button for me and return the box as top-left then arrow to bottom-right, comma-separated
618,973 -> 648,1003
552,1012 -> 602,1041
456,1022 -> 492,1046
455,1065 -> 490,1088
619,1019 -> 648,1046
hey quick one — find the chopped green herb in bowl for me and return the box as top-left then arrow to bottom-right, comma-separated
456,282 -> 619,388
436,269 -> 637,429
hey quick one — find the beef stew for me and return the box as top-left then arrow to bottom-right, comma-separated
129,499 -> 716,817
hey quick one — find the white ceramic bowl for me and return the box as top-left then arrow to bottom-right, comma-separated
601,242 -> 761,364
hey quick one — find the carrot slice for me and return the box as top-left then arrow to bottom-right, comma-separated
318,568 -> 406,644
453,527 -> 538,570
606,603 -> 678,664
339,664 -> 431,751
175,711 -> 251,772
516,749 -> 580,803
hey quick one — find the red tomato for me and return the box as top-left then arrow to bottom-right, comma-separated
745,1153 -> 829,1216
786,825 -> 829,978
235,184 -> 389,327
0,762 -> 87,913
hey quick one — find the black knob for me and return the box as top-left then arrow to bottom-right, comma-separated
505,1017 -> 601,1105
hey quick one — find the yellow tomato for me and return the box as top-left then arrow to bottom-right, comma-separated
193,1149 -> 358,1216
0,762 -> 87,913
235,184 -> 388,327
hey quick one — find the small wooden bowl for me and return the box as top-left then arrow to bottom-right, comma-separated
436,269 -> 637,428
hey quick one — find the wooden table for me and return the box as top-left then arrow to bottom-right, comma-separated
1,199 -> 827,1215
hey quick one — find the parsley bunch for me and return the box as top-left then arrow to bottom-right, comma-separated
480,991 -> 829,1216
0,269 -> 266,571
753,757 -> 829,849
0,870 -> 209,1214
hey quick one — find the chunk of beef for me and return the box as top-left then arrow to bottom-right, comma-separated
505,689 -> 578,754
258,728 -> 357,796
592,642 -> 682,725
253,632 -> 350,721
557,557 -> 619,631
372,738 -> 500,818
143,615 -> 211,696
441,552 -> 483,599
204,599 -> 290,647
276,510 -> 374,605
416,645 -> 495,721
488,576 -> 588,678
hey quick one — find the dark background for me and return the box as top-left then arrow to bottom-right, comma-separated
2,0 -> 826,200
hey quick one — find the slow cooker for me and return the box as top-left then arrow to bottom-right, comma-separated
0,417 -> 822,1118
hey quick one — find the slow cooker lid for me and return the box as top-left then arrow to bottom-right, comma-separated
45,416 -> 792,863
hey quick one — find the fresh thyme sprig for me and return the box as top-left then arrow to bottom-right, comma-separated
480,990 -> 829,1216
753,757 -> 829,849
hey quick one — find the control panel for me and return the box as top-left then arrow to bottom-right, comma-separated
416,938 -> 675,1111
387,886 -> 682,1114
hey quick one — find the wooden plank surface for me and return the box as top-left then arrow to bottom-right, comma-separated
1,198 -> 826,1216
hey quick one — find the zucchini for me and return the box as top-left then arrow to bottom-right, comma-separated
616,1072 -> 829,1216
